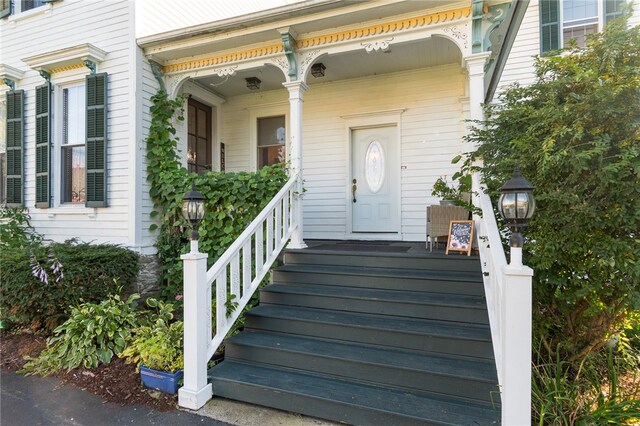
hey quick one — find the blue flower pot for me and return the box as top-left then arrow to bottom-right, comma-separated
140,365 -> 183,394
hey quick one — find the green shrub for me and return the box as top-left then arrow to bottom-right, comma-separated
21,294 -> 145,376
120,298 -> 183,372
0,208 -> 42,249
0,241 -> 140,331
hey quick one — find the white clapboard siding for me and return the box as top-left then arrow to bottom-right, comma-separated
0,0 -> 135,246
220,64 -> 465,242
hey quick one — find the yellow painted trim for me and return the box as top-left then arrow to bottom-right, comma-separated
49,63 -> 85,74
296,6 -> 471,48
163,5 -> 471,74
164,43 -> 283,74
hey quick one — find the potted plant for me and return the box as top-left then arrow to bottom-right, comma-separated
120,299 -> 184,394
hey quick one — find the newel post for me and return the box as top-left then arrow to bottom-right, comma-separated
178,240 -> 212,409
502,258 -> 533,425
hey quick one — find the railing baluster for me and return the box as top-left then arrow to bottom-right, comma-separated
266,209 -> 274,265
255,221 -> 264,280
242,241 -> 251,297
283,189 -> 290,235
216,268 -> 227,339
275,199 -> 282,251
231,253 -> 240,307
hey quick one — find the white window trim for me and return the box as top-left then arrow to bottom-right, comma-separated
248,102 -> 288,172
8,1 -> 52,22
52,77 -> 88,209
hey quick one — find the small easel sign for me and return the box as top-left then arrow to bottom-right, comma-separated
446,220 -> 474,256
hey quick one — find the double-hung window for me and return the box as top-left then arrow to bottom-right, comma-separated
61,85 -> 86,204
257,115 -> 286,169
540,0 -> 626,53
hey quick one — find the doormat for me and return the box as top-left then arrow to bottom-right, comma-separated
312,244 -> 410,253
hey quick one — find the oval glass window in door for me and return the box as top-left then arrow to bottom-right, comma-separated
365,140 -> 385,193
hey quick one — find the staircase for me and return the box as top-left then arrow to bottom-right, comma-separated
209,242 -> 500,425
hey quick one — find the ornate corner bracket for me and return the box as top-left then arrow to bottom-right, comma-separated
3,79 -> 16,91
471,0 -> 484,53
484,3 -> 511,56
84,59 -> 97,74
149,59 -> 166,92
279,28 -> 298,81
39,70 -> 51,82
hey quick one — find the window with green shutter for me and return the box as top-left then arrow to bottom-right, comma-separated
540,0 -> 560,53
35,83 -> 51,208
6,90 -> 24,207
85,72 -> 107,207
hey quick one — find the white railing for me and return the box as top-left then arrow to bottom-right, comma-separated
472,171 -> 533,425
207,173 -> 298,358
178,173 -> 300,410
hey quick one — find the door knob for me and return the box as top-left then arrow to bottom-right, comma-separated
352,179 -> 357,203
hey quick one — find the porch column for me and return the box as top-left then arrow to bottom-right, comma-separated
463,52 -> 491,123
283,80 -> 308,249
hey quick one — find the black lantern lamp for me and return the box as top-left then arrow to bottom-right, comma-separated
311,63 -> 326,78
182,182 -> 206,241
499,166 -> 535,248
245,77 -> 261,90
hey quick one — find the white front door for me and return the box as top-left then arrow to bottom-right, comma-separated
351,126 -> 400,233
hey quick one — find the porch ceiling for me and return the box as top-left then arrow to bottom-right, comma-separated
193,36 -> 462,98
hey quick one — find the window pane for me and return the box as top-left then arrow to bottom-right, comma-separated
563,23 -> 598,47
563,0 -> 598,22
188,105 -> 196,134
258,116 -> 285,147
258,146 -> 286,169
62,146 -> 86,203
21,0 -> 45,12
64,86 -> 86,146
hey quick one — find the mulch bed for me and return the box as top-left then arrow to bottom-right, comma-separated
0,330 -> 177,411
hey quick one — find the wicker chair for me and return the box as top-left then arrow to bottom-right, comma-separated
426,205 -> 469,251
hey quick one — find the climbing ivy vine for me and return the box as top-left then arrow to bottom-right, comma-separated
146,90 -> 287,298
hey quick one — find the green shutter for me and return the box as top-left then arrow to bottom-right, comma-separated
540,0 -> 560,53
6,90 -> 24,207
85,73 -> 107,207
605,0 -> 625,24
35,83 -> 51,208
0,0 -> 11,19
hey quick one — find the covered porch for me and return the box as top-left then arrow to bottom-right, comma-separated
140,0 -> 505,245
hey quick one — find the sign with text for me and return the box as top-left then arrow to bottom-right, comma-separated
446,220 -> 474,256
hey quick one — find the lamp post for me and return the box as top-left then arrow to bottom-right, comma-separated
498,166 -> 535,266
182,182 -> 205,253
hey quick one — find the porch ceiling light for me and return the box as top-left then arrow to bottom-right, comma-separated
245,77 -> 261,90
498,166 -> 535,248
310,63 -> 326,78
182,182 -> 206,241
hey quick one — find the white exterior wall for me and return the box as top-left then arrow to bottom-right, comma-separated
220,64 -> 466,242
0,0 -> 140,247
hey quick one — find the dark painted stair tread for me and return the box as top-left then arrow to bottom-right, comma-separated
286,247 -> 480,261
263,283 -> 486,309
247,305 -> 492,342
211,361 -> 499,426
227,331 -> 498,382
276,263 -> 483,282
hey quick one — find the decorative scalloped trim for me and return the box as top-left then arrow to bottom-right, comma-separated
163,5 -> 471,75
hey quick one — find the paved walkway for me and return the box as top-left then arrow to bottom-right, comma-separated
1,371 -> 339,426
0,371 -> 230,426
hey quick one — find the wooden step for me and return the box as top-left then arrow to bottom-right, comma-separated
211,361 -> 500,426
